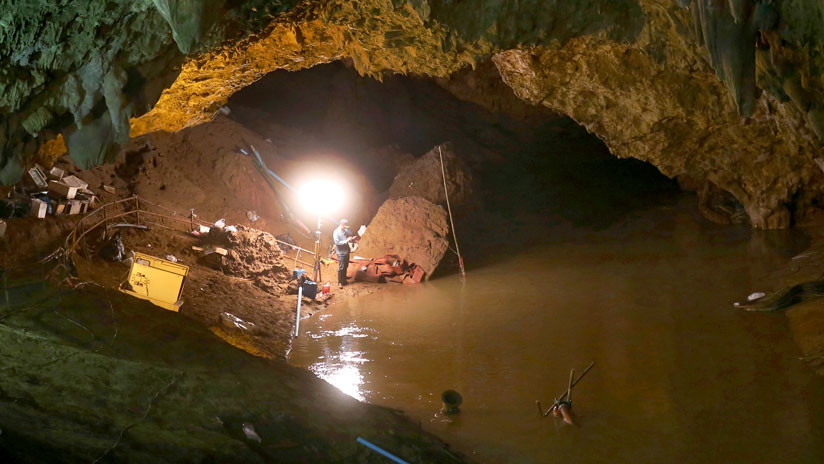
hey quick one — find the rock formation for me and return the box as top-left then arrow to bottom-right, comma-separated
2,1 -> 824,227
491,2 -> 824,228
356,196 -> 449,278
0,283 -> 465,462
388,143 -> 474,212
0,0 -> 283,182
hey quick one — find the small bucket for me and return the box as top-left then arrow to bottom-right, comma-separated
322,282 -> 331,294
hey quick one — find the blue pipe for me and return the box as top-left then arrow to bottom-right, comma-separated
241,145 -> 343,227
247,145 -> 295,192
356,437 -> 409,464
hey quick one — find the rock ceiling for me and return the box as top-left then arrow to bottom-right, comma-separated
1,0 -> 823,227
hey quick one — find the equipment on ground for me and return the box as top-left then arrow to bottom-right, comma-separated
295,284 -> 303,337
300,279 -> 318,299
120,252 -> 189,312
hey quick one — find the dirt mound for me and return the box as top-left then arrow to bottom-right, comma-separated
388,143 -> 475,212
51,115 -> 378,254
0,216 -> 80,267
356,196 -> 450,278
202,225 -> 293,293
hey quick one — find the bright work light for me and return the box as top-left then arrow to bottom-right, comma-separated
298,177 -> 346,216
296,176 -> 349,283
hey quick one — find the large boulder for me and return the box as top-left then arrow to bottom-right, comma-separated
388,143 -> 474,212
355,196 -> 449,279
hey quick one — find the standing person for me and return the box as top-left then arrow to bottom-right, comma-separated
333,219 -> 355,288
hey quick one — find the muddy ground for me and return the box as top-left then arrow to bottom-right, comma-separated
2,115 -> 439,359
0,116 -> 462,461
72,223 -> 397,358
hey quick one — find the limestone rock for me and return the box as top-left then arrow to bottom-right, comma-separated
356,196 -> 449,278
389,143 -> 474,212
491,3 -> 822,229
2,0 -> 824,229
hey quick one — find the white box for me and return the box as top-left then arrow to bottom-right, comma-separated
67,200 -> 83,215
27,165 -> 48,189
62,175 -> 88,190
49,166 -> 65,180
30,199 -> 48,218
48,180 -> 78,199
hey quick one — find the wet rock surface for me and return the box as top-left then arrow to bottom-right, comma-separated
0,280 -> 466,463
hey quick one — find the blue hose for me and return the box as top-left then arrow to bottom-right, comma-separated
248,145 -> 295,193
356,437 -> 410,464
241,145 -> 343,227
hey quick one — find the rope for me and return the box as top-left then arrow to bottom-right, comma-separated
438,146 -> 466,282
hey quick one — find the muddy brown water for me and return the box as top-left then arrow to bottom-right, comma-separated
289,202 -> 824,463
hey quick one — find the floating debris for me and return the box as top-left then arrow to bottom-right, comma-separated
441,389 -> 462,415
537,361 -> 595,426
241,422 -> 262,442
747,292 -> 766,301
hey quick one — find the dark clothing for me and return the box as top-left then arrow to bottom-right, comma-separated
99,233 -> 125,262
338,252 -> 350,286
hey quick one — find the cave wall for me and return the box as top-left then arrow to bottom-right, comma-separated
489,1 -> 824,228
2,0 -> 824,227
128,0 -> 645,139
492,3 -> 820,228
0,0 -> 298,183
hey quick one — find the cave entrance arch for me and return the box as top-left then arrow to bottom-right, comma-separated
226,60 -> 681,231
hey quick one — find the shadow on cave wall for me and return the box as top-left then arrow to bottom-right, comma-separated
227,60 -> 680,230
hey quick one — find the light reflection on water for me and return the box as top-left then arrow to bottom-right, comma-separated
310,359 -> 367,401
306,323 -> 372,401
289,204 -> 824,463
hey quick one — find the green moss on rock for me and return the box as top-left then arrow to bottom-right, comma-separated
0,282 -> 464,462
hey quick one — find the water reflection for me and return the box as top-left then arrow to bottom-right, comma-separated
310,362 -> 366,401
290,202 -> 824,463
306,323 -> 370,401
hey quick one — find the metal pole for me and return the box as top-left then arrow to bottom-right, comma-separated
537,362 -> 595,417
102,203 -> 108,240
312,215 -> 321,282
295,285 -> 303,336
556,362 -> 595,404
135,197 -> 141,226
